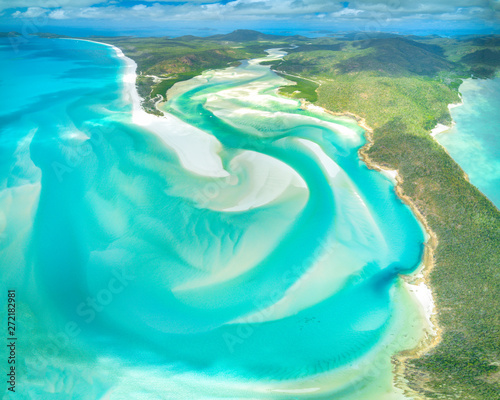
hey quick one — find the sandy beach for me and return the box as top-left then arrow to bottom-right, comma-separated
430,123 -> 450,137
300,99 -> 441,399
62,40 -> 441,398
64,38 -> 231,179
429,100 -> 463,137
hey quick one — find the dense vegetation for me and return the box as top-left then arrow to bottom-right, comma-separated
274,72 -> 319,102
86,32 -> 285,113
273,33 -> 500,399
37,29 -> 500,399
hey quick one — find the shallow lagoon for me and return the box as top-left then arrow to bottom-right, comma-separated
0,38 -> 427,399
435,78 -> 500,209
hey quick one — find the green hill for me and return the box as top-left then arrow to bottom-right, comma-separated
82,34 -> 285,114
273,33 -> 500,400
25,29 -> 500,400
338,38 -> 457,76
461,48 -> 500,78
206,29 -> 285,42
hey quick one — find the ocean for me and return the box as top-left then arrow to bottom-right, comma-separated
435,78 -> 500,209
0,37 -> 428,399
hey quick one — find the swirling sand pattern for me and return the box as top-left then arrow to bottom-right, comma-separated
0,39 -> 427,399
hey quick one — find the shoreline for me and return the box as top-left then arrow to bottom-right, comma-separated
430,98 -> 463,137
350,109 -> 442,400
65,38 -> 231,179
63,40 -> 442,397
103,42 -> 441,344
429,98 -> 471,183
300,99 -> 441,400
136,54 -> 443,395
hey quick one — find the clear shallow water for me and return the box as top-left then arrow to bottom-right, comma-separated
435,78 -> 500,209
0,38 -> 426,399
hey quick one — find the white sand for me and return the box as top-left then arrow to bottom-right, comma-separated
167,68 -> 257,100
449,91 -> 464,110
247,48 -> 287,65
210,106 -> 360,142
296,109 -> 437,336
300,102 -> 362,142
172,151 -> 308,292
448,101 -> 463,110
229,242 -> 368,324
380,169 -> 398,184
114,45 -> 231,178
142,74 -> 165,84
430,98 -> 463,137
222,150 -> 307,212
63,38 -> 230,178
295,138 -> 341,178
429,98 -> 464,136
303,103 -> 329,114
209,80 -> 298,109
65,39 -> 438,337
404,279 -> 436,334
430,123 -> 450,137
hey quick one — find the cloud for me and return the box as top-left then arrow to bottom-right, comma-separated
332,8 -> 363,17
11,6 -> 47,18
0,0 -> 102,12
3,0 -> 499,28
0,0 -> 223,10
48,9 -> 68,20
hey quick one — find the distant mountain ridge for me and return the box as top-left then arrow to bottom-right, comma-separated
205,29 -> 286,41
9,29 -> 497,84
344,37 -> 458,76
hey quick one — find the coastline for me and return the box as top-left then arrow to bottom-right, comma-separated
28,33 -> 496,399
63,40 -> 442,397
429,98 -> 472,184
116,44 -> 438,327
103,40 -> 441,359
300,99 -> 441,400
349,109 -> 442,400
64,38 -> 231,179
430,99 -> 463,137
130,53 -> 443,396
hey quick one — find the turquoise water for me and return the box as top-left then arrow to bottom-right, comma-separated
435,78 -> 500,209
0,38 -> 426,399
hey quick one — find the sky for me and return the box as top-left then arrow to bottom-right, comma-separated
0,0 -> 499,37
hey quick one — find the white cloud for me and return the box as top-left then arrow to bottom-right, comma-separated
3,0 -> 498,25
0,0 -> 222,10
332,8 -> 363,17
11,6 -> 47,18
48,9 -> 68,19
0,0 -> 102,12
